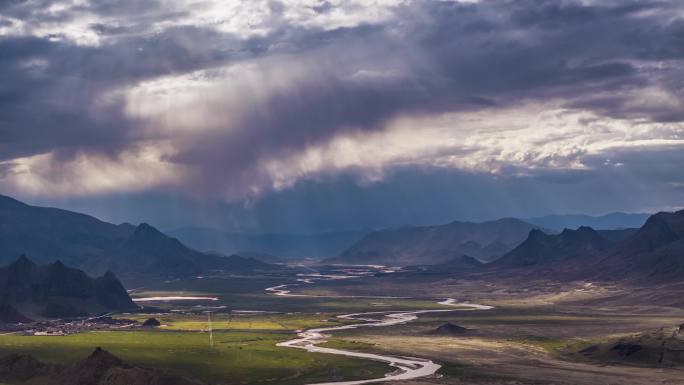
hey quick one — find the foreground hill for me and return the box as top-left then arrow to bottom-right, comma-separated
0,195 -> 281,279
572,326 -> 684,368
0,256 -> 136,321
328,218 -> 540,266
0,347 -> 203,385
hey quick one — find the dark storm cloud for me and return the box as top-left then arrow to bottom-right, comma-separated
165,0 -> 684,196
0,21 -> 268,161
1,0 -> 684,203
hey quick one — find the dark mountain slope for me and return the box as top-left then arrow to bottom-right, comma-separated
0,195 -> 280,279
612,210 -> 684,254
492,227 -> 616,269
571,326 -> 684,368
0,195 -> 133,266
489,210 -> 684,284
328,218 -> 540,266
406,255 -> 483,274
81,223 -> 282,278
595,228 -> 638,242
590,210 -> 684,282
0,256 -> 136,320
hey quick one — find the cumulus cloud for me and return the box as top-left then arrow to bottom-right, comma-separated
1,0 -> 684,205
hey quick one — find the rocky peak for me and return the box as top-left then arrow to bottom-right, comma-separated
7,255 -> 37,276
85,347 -> 123,368
131,223 -> 164,240
528,228 -> 550,240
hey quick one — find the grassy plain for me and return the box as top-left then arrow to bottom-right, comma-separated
10,268 -> 684,385
0,329 -> 388,384
120,312 -> 356,331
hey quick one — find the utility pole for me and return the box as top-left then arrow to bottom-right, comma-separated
207,312 -> 214,347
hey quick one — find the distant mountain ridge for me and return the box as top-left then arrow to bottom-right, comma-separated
328,218 -> 541,266
0,195 -> 279,280
491,227 -> 629,269
524,212 -> 650,231
168,227 -> 366,259
489,210 -> 684,283
0,255 -> 136,321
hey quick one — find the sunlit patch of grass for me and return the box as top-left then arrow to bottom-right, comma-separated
319,339 -> 379,353
117,312 -> 356,331
514,335 -> 593,353
0,330 -> 388,384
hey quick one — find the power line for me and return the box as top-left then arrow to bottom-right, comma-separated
208,312 -> 214,347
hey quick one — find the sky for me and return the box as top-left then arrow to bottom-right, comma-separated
1,0 -> 683,232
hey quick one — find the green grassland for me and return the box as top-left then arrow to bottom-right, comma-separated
319,338 -> 379,353
119,312 -> 357,331
0,274 -> 481,384
0,330 -> 388,384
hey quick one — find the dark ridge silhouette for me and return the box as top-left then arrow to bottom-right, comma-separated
0,255 -> 137,320
492,226 -> 614,268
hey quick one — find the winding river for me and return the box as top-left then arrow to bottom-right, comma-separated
267,268 -> 493,385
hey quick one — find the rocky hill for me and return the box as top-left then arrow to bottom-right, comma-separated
492,227 -> 618,268
572,326 -> 684,368
328,218 -> 541,266
431,323 -> 470,335
0,256 -> 136,321
0,347 -> 203,385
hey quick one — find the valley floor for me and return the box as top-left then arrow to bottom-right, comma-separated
1,267 -> 683,385
296,270 -> 684,384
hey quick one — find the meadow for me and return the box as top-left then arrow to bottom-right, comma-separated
0,329 -> 388,384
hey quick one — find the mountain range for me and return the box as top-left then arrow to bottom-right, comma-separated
487,210 -> 684,283
328,218 -> 541,266
169,213 -> 650,263
2,193 -> 680,285
0,195 -> 279,280
0,256 -> 136,321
